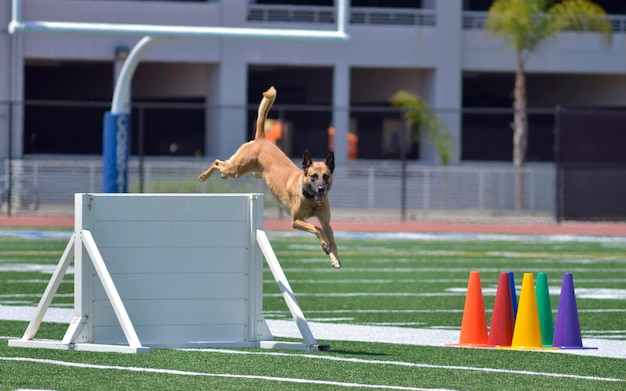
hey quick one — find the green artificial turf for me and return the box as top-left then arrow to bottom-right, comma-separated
0,229 -> 624,390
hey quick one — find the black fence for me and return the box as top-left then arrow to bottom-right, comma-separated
556,109 -> 626,221
2,100 -> 625,221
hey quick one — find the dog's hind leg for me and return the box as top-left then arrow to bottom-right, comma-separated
198,160 -> 225,182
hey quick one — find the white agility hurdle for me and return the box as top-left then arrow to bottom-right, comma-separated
9,193 -> 327,353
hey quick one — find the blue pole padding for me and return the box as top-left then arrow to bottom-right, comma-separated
102,112 -> 131,193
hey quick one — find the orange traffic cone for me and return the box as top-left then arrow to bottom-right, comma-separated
487,272 -> 514,347
456,271 -> 488,346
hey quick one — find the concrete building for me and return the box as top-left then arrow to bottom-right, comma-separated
1,0 -> 625,164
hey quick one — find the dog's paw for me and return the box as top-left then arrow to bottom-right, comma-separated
330,255 -> 341,269
198,173 -> 208,182
321,241 -> 331,255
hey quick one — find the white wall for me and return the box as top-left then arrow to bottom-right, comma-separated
2,0 -> 624,161
463,31 -> 626,74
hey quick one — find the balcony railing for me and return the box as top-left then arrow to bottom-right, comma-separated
247,5 -> 436,27
463,11 -> 626,33
247,6 -> 626,32
350,7 -> 436,26
247,5 -> 336,24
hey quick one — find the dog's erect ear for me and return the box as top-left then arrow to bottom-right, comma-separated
325,150 -> 335,174
302,149 -> 313,171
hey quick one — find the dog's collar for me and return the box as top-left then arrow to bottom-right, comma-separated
302,187 -> 316,200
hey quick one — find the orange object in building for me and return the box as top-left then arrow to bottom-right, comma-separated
328,125 -> 358,160
327,126 -> 335,151
266,120 -> 283,143
348,132 -> 358,160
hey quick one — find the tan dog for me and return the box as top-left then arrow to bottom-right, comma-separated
198,86 -> 341,269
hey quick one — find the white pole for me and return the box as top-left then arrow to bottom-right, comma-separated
9,0 -> 21,33
256,229 -> 318,348
111,36 -> 158,114
9,0 -> 348,42
22,233 -> 76,340
81,230 -> 143,349
9,21 -> 348,42
337,0 -> 348,35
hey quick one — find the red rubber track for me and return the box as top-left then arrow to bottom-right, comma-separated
2,215 -> 626,236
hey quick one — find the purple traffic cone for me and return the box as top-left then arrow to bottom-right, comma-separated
553,273 -> 595,349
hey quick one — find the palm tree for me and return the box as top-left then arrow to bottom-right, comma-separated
390,90 -> 453,165
391,91 -> 454,219
485,0 -> 612,210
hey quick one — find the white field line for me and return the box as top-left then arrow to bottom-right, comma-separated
263,288 -> 626,300
272,231 -> 626,243
264,308 -> 626,314
279,267 -> 626,273
0,357 -> 457,391
265,279 -> 470,284
264,292 -> 463,297
265,320 -> 626,359
265,279 -> 626,284
183,348 -> 625,384
3,229 -> 626,243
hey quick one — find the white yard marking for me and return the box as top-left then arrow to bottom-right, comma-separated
0,357 -> 458,391
183,348 -> 625,383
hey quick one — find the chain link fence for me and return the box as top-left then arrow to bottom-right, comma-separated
1,157 -> 556,222
14,101 -> 626,222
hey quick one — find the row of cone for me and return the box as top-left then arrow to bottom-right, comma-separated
452,271 -> 594,350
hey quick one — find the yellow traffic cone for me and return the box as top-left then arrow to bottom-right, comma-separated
510,273 -> 543,349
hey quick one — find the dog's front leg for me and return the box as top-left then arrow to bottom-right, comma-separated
292,219 -> 341,269
319,220 -> 341,269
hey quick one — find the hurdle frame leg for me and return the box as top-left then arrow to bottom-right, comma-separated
256,229 -> 330,352
8,233 -> 77,350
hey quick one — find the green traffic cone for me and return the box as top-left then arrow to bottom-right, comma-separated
536,272 -> 554,347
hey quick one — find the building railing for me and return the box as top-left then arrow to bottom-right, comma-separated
462,11 -> 488,30
247,5 -> 436,27
463,11 -> 626,33
350,7 -> 436,26
247,4 -> 336,24
247,6 -> 625,32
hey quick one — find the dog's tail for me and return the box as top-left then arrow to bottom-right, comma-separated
254,86 -> 277,140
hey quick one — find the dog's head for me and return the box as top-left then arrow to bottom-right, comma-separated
301,149 -> 334,205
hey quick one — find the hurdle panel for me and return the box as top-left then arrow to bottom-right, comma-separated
10,192 -> 327,353
72,193 -> 268,351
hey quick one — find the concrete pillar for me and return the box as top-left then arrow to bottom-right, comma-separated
202,0 -> 249,158
206,51 -> 248,158
7,34 -> 25,159
422,0 -> 462,164
0,31 -> 10,160
332,62 -> 350,164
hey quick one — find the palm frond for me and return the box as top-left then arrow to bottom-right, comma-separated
390,91 -> 453,165
548,0 -> 613,44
